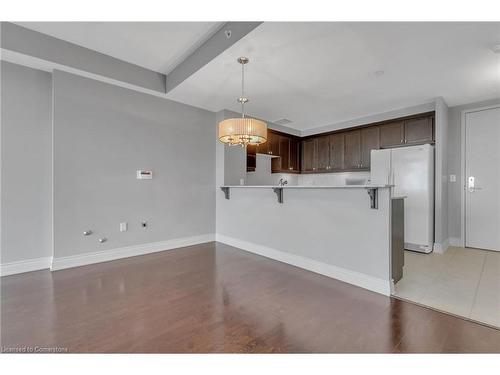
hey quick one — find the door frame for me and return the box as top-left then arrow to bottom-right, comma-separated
460,104 -> 500,248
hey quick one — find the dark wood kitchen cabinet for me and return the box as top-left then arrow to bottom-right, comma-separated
404,116 -> 434,144
289,137 -> 300,172
329,133 -> 344,170
360,126 -> 380,169
344,130 -> 362,169
380,121 -> 404,148
380,116 -> 434,148
277,135 -> 290,171
316,135 -> 331,172
267,131 -> 280,156
246,112 -> 433,175
301,138 -> 317,172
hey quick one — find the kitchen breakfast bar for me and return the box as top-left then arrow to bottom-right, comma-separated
216,184 -> 404,296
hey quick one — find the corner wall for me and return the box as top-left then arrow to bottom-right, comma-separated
1,62 -> 53,270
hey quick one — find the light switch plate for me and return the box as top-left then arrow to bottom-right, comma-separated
450,174 -> 456,182
120,222 -> 128,232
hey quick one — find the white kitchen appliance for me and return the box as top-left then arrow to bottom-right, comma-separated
371,144 -> 434,253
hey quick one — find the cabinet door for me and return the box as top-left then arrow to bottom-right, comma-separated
344,130 -> 361,169
404,116 -> 433,144
267,131 -> 280,156
302,138 -> 317,172
289,138 -> 300,172
360,126 -> 380,169
317,136 -> 330,171
279,135 -> 290,171
246,145 -> 256,172
380,121 -> 404,148
256,139 -> 268,154
329,133 -> 344,170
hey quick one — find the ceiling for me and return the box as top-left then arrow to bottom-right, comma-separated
167,22 -> 500,130
15,22 -> 222,73
15,22 -> 500,131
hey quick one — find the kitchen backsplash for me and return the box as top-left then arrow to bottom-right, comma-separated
246,154 -> 369,186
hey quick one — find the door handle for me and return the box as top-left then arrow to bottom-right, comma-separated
468,176 -> 483,192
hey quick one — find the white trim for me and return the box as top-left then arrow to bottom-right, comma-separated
1,49 -> 168,101
433,238 -> 450,254
460,104 -> 500,249
216,234 -> 392,296
1,257 -> 52,277
51,234 -> 214,271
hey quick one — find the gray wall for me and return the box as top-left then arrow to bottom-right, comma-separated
53,70 -> 215,259
447,98 -> 500,241
1,61 -> 53,263
217,187 -> 392,282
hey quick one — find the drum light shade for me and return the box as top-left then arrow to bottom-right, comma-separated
218,117 -> 267,146
218,57 -> 267,147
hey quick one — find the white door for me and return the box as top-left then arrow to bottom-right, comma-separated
465,106 -> 500,251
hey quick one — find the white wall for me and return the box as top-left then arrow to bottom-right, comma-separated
1,62 -> 53,264
52,70 -> 216,260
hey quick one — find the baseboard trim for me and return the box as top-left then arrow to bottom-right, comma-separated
51,234 -> 215,271
1,257 -> 52,277
216,234 -> 391,296
433,238 -> 450,254
449,237 -> 462,247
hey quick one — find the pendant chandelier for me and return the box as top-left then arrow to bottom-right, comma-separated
218,57 -> 267,147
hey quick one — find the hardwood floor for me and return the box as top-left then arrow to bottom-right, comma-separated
1,242 -> 499,353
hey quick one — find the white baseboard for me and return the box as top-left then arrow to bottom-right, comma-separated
1,257 -> 52,277
216,234 -> 391,296
433,238 -> 450,254
51,234 -> 215,271
449,237 -> 462,247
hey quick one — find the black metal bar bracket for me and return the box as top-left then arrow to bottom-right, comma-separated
221,187 -> 230,200
367,188 -> 378,209
273,187 -> 284,204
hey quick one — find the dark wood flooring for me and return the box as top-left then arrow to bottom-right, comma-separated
1,242 -> 499,353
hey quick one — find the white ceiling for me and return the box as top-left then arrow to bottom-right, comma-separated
14,22 -> 500,131
15,22 -> 222,73
166,22 -> 500,130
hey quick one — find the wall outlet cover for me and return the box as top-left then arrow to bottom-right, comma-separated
120,222 -> 128,232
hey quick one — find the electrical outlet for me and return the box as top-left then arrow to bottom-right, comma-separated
120,222 -> 128,232
141,221 -> 147,228
450,174 -> 456,182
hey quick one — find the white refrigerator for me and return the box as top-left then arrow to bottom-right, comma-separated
371,144 -> 434,253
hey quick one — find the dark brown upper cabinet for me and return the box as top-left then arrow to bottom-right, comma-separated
301,138 -> 317,172
344,130 -> 362,169
256,139 -> 268,155
278,135 -> 290,171
247,112 -> 433,175
380,121 -> 404,148
329,133 -> 344,170
316,135 -> 331,172
289,138 -> 300,172
404,116 -> 433,145
360,126 -> 380,169
267,131 -> 280,156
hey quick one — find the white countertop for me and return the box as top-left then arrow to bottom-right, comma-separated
222,185 -> 393,189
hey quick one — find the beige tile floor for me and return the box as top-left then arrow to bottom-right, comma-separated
394,246 -> 500,328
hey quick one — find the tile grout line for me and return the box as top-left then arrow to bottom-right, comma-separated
467,251 -> 487,318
